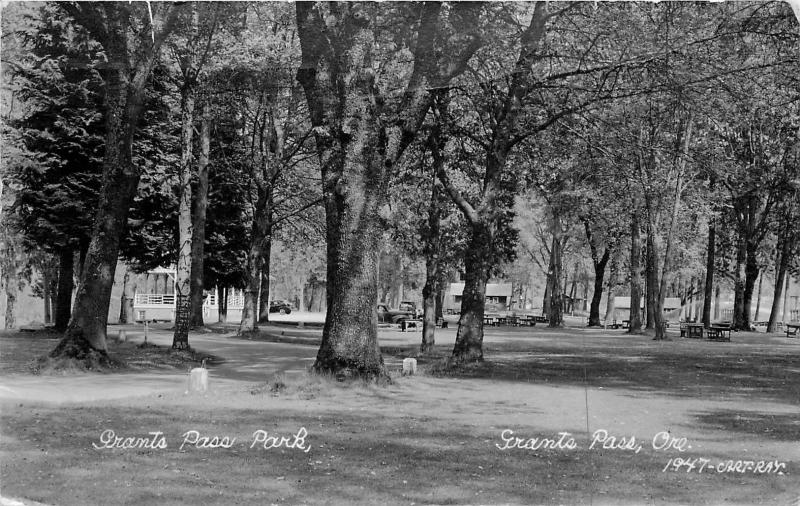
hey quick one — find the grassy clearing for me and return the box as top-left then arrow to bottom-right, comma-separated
384,328 -> 800,405
2,375 -> 797,506
0,330 -> 215,375
1,326 -> 798,505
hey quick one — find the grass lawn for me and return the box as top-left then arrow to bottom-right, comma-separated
1,326 -> 799,505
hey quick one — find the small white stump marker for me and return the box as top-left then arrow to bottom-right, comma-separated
402,358 -> 417,376
186,359 -> 209,393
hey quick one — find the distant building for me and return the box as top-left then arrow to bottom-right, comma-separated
132,266 -> 247,322
445,282 -> 513,313
610,296 -> 682,322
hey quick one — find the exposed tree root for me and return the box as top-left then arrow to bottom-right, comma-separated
46,329 -> 123,371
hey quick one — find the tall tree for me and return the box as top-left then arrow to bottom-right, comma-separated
4,3 -> 104,331
295,2 -> 482,378
50,2 -> 182,359
171,3 -> 222,348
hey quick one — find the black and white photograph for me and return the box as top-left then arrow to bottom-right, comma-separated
1,1 -> 798,504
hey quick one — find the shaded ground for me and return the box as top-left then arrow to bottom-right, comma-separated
383,326 -> 800,404
1,323 -> 798,505
0,330 -> 215,375
2,383 -> 797,506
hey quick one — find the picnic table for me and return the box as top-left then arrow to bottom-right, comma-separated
682,322 -> 704,339
787,323 -> 800,338
707,323 -> 732,341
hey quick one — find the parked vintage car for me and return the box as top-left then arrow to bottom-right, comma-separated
377,302 -> 415,324
269,300 -> 292,314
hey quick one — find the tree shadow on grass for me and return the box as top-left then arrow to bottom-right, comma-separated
383,342 -> 800,404
691,409 -> 800,442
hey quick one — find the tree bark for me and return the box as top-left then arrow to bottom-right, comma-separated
732,234 -> 747,330
741,240 -> 759,330
173,73 -> 196,350
767,234 -> 789,333
42,265 -> 53,325
118,267 -> 134,325
296,2 -> 481,378
585,221 -> 610,326
587,251 -> 608,326
702,219 -> 715,327
421,178 -> 442,354
189,104 -> 211,327
753,271 -> 763,323
451,225 -> 492,363
219,286 -> 228,323
542,277 -> 550,317
239,191 -> 272,334
257,236 -> 273,324
54,248 -> 74,331
52,3 -> 180,359
644,231 -> 657,331
547,211 -> 564,328
628,211 -> 643,334
4,253 -> 17,329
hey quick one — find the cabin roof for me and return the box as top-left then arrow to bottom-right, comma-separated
449,283 -> 513,297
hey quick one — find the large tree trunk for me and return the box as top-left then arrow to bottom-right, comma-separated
314,195 -> 385,376
218,286 -> 228,323
52,3 -> 178,359
173,78 -> 196,350
189,104 -> 211,327
741,240 -> 759,330
42,264 -> 53,325
54,248 -> 74,331
542,278 -> 550,317
296,2 -> 482,378
451,226 -> 491,363
118,267 -> 134,325
239,193 -> 272,334
604,255 -> 616,325
767,234 -> 789,333
547,217 -> 564,328
421,179 -> 442,354
753,271 -> 763,323
732,235 -> 747,330
644,233 -> 657,330
702,219 -> 715,327
588,248 -> 610,327
3,251 -> 17,329
257,236 -> 272,324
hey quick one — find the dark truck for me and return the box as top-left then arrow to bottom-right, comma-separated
377,301 -> 418,324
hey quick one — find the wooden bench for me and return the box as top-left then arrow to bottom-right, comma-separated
684,323 -> 704,339
707,324 -> 731,342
